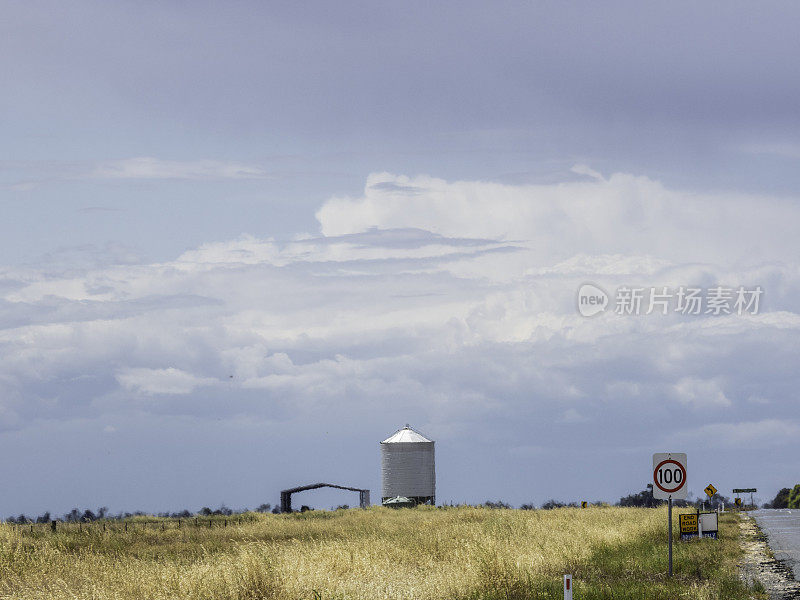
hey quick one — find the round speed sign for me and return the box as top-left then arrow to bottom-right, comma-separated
653,459 -> 686,495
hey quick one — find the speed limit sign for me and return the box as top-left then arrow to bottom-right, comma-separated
652,453 -> 687,500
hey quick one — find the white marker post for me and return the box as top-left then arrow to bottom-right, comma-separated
653,453 -> 688,577
563,574 -> 572,600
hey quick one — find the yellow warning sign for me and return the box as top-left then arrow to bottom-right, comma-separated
679,513 -> 698,534
581,501 -> 587,508
735,498 -> 742,507
704,484 -> 717,498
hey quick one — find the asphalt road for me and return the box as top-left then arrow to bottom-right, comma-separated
752,509 -> 800,581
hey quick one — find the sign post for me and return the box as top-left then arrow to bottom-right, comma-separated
733,488 -> 757,508
653,453 -> 687,577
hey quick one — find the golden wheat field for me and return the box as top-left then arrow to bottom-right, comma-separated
0,506 -> 754,600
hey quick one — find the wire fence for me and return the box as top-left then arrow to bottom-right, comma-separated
5,516 -> 259,534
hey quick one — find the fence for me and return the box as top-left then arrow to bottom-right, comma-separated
5,516 -> 256,534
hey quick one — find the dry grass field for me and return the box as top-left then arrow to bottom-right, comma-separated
0,506 -> 758,600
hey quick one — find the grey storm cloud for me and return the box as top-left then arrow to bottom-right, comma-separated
3,2 -> 800,514
1,170 -> 799,513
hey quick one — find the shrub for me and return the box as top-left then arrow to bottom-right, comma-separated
788,484 -> 800,509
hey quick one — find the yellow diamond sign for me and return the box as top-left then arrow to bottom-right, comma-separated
704,483 -> 717,498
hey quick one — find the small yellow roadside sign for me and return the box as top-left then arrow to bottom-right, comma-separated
704,484 -> 717,498
581,501 -> 587,508
735,498 -> 742,507
679,514 -> 698,535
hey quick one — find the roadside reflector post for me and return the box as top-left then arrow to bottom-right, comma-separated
563,574 -> 572,600
698,515 -> 703,538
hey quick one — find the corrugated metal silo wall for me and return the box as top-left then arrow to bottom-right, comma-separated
381,441 -> 435,498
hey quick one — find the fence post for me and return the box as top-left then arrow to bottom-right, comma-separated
51,520 -> 57,533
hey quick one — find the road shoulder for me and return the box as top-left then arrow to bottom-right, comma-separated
740,513 -> 800,600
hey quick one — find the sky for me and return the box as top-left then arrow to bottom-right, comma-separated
2,1 -> 800,516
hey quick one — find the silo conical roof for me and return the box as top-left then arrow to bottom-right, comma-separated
381,424 -> 433,444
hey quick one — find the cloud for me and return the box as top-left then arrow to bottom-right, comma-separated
77,206 -> 123,213
92,157 -> 268,180
116,368 -> 217,395
315,172 -> 800,269
1,170 -> 799,506
672,377 -> 731,409
739,142 -> 800,160
559,408 -> 588,423
676,419 -> 800,448
8,182 -> 37,192
570,164 -> 604,181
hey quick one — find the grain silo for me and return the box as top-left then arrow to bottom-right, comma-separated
381,424 -> 435,505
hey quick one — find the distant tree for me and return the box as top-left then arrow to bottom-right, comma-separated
766,487 -> 791,508
82,509 -> 96,522
256,504 -> 272,513
271,506 -> 281,514
172,509 -> 192,518
483,500 -> 512,509
540,500 -> 567,510
618,485 -> 660,508
8,514 -> 29,524
65,508 -> 81,522
198,507 -> 213,516
97,507 -> 109,519
300,505 -> 311,512
519,503 -> 536,511
788,485 -> 800,509
710,494 -> 729,509
35,512 -> 51,524
335,505 -> 349,510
